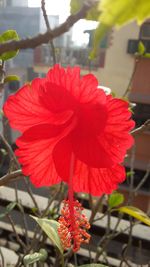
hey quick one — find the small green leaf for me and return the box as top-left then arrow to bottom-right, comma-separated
126,171 -> 135,177
31,216 -> 63,254
4,75 -> 20,83
143,53 -> 150,58
138,41 -> 145,55
89,23 -> 110,59
23,249 -> 48,265
0,202 -> 17,219
31,207 -> 38,215
79,264 -> 108,267
108,191 -> 124,208
0,30 -> 19,61
111,91 -> 116,97
119,206 -> 150,226
70,0 -> 100,21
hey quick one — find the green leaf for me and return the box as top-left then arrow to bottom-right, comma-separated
99,0 -> 150,26
90,0 -> 150,56
31,216 -> 63,254
79,264 -> 108,267
0,30 -> 19,61
23,249 -> 48,265
70,0 -> 100,21
138,41 -> 145,55
119,206 -> 150,226
31,207 -> 38,215
126,171 -> 135,177
108,191 -> 124,208
143,53 -> 150,58
0,202 -> 17,219
4,75 -> 20,83
89,23 -> 110,59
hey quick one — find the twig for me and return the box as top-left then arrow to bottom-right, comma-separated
42,183 -> 63,217
110,221 -> 140,239
131,119 -> 150,135
14,254 -> 22,267
7,214 -> 26,250
0,247 -> 5,267
17,202 -> 30,247
89,195 -> 105,224
123,57 -> 139,97
0,170 -> 23,186
134,163 -> 150,192
21,183 -> 64,262
41,0 -> 56,64
127,145 -> 136,205
89,194 -> 94,210
23,177 -> 41,215
0,1 -> 97,55
0,132 -> 20,168
119,218 -> 133,267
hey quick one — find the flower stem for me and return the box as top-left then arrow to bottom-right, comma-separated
68,153 -> 75,205
61,254 -> 65,267
68,153 -> 76,239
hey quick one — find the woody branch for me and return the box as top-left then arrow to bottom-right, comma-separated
0,1 -> 97,55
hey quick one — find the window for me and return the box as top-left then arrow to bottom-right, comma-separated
98,51 -> 106,68
140,23 -> 150,39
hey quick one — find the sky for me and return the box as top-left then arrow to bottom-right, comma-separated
28,0 -> 98,46
28,0 -> 70,22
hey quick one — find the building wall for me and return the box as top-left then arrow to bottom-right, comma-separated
10,0 -> 28,6
130,58 -> 150,104
40,15 -> 59,32
0,7 -> 40,37
45,22 -> 140,97
98,22 -> 140,97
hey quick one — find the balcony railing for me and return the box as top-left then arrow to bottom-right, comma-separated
33,45 -> 102,70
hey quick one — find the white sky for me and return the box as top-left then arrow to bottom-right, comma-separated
28,0 -> 98,46
28,0 -> 70,21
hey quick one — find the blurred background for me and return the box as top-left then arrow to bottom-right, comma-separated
0,1 -> 150,266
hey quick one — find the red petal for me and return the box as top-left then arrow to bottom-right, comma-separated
46,64 -> 80,91
3,79 -> 73,132
75,103 -> 108,136
71,135 -> 113,168
73,161 -> 126,196
40,81 -> 77,113
46,65 -> 106,105
52,137 -> 73,182
15,117 -> 77,187
15,138 -> 61,187
78,74 -> 101,103
52,137 -> 126,195
101,97 -> 135,163
17,123 -> 69,142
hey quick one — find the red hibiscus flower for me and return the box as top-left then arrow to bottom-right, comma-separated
3,64 -> 135,196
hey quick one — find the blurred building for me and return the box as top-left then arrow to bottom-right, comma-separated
123,21 -> 150,212
0,0 -> 73,138
99,21 -> 150,211
0,1 -> 41,73
0,0 -> 28,7
32,22 -> 141,96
